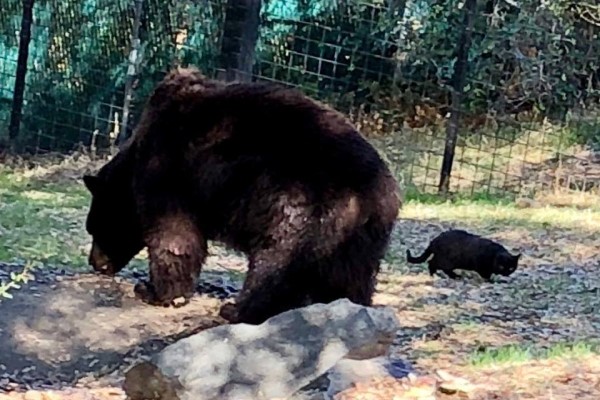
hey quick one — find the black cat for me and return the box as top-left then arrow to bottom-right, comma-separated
406,229 -> 521,281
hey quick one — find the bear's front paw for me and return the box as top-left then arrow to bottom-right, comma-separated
93,266 -> 114,276
218,302 -> 239,323
134,280 -> 191,308
91,260 -> 120,276
134,280 -> 157,303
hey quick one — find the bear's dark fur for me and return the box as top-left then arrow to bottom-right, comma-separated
83,67 -> 401,325
406,229 -> 520,281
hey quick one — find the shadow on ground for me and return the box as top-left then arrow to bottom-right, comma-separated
0,267 -> 237,391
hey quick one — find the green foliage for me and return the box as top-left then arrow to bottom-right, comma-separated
254,0 -> 600,148
404,185 -> 515,206
1,0 -> 599,159
469,341 -> 600,367
0,262 -> 35,301
1,0 -> 225,149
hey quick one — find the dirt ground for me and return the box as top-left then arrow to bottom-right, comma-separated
0,216 -> 599,399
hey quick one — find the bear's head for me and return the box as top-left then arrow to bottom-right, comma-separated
83,174 -> 144,275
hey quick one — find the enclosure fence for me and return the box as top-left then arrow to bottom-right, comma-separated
2,0 -> 600,199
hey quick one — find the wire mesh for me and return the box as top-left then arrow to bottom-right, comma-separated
1,0 -> 599,199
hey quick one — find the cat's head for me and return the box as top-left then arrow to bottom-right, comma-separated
494,252 -> 521,276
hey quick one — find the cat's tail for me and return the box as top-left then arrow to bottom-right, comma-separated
406,245 -> 432,263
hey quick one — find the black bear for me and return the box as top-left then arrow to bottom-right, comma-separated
83,67 -> 401,324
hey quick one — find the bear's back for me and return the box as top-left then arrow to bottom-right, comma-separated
158,81 -> 387,193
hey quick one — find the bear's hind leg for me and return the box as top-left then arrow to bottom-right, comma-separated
306,214 -> 395,308
220,188 -> 315,324
308,242 -> 377,308
309,255 -> 377,308
219,250 -> 310,325
136,214 -> 207,307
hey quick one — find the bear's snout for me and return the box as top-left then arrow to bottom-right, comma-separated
89,241 -> 116,275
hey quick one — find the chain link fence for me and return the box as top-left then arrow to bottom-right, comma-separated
2,0 -> 600,200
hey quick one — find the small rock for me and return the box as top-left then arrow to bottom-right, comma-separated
325,356 -> 413,398
401,377 -> 438,399
171,297 -> 187,307
124,299 -> 400,400
515,197 -> 538,209
435,369 -> 478,396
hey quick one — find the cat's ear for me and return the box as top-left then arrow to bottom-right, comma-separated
514,253 -> 522,260
83,175 -> 103,195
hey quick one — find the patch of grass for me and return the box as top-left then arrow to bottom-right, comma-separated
399,123 -> 596,195
469,341 -> 600,367
452,321 -> 482,332
401,201 -> 600,233
403,186 -> 516,206
534,190 -> 600,211
0,262 -> 35,302
0,167 -> 91,267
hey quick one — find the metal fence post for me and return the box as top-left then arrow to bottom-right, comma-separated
438,0 -> 477,195
8,0 -> 35,142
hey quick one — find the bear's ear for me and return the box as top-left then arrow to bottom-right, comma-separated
83,175 -> 103,195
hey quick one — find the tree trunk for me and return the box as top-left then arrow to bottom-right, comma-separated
8,0 -> 35,141
116,0 -> 145,146
219,0 -> 262,82
387,0 -> 408,84
438,0 -> 477,194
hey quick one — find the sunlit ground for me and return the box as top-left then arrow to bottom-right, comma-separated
1,156 -> 599,398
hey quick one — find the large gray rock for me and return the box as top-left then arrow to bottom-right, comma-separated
123,298 -> 400,400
